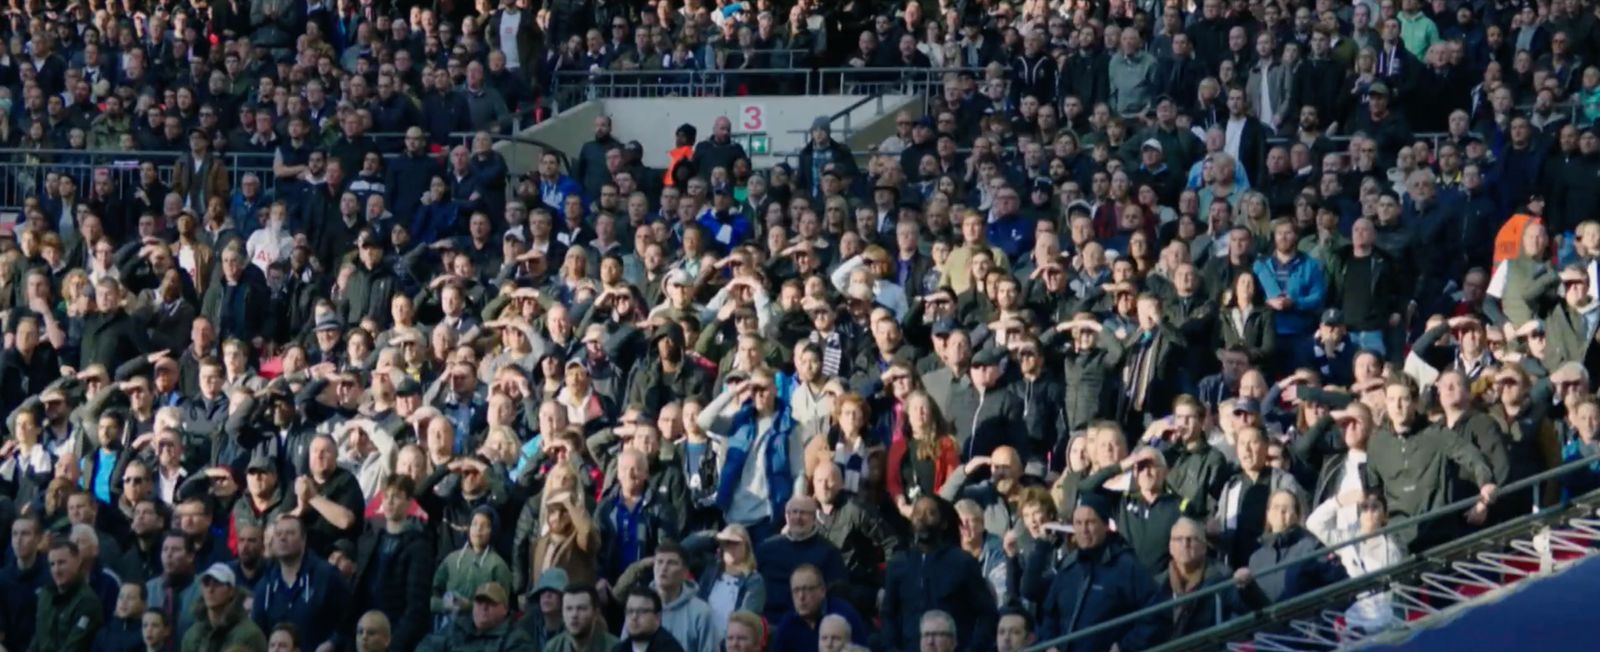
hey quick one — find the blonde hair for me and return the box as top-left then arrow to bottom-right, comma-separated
727,611 -> 765,642
718,524 -> 759,575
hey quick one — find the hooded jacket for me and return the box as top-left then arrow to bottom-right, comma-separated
249,553 -> 350,651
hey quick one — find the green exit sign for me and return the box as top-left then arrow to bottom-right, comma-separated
741,133 -> 771,155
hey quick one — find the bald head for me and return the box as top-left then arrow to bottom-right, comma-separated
356,610 -> 392,652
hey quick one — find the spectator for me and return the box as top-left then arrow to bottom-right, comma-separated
696,525 -> 766,642
881,495 -> 996,652
622,542 -> 713,652
754,495 -> 845,621
431,506 -> 513,629
147,530 -> 202,642
769,564 -> 866,652
1366,376 -> 1498,551
1156,518 -> 1266,638
352,476 -> 433,651
29,540 -> 102,651
544,584 -> 618,652
1078,445 -> 1191,574
615,587 -> 684,652
1253,219 -> 1329,372
354,611 -> 393,652
1236,490 -> 1349,603
418,581 -> 536,652
518,568 -> 568,650
250,515 -> 351,651
181,563 -> 268,652
1036,496 -> 1167,652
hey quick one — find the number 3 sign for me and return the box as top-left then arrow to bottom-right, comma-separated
738,104 -> 765,133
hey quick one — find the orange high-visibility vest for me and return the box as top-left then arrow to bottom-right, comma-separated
1494,214 -> 1542,267
664,145 -> 694,186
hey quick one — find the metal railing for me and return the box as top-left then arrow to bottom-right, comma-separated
1157,495 -> 1600,651
0,149 -> 276,210
549,68 -> 817,110
0,129 -> 572,211
548,66 -> 988,112
1021,449 -> 1600,652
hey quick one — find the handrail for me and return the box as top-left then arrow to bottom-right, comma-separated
1020,449 -> 1600,652
1145,488 -> 1600,652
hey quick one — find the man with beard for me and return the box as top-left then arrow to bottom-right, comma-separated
229,524 -> 269,592
880,496 -> 996,652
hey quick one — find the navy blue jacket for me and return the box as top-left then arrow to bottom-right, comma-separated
770,597 -> 867,652
1037,537 -> 1169,652
881,542 -> 997,652
755,533 -> 847,622
0,557 -> 46,651
250,553 -> 352,651
386,151 -> 442,221
92,615 -> 144,652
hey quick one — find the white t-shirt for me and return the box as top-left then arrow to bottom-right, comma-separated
499,10 -> 523,68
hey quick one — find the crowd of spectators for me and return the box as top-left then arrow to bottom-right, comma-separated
3,0 -> 1600,651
